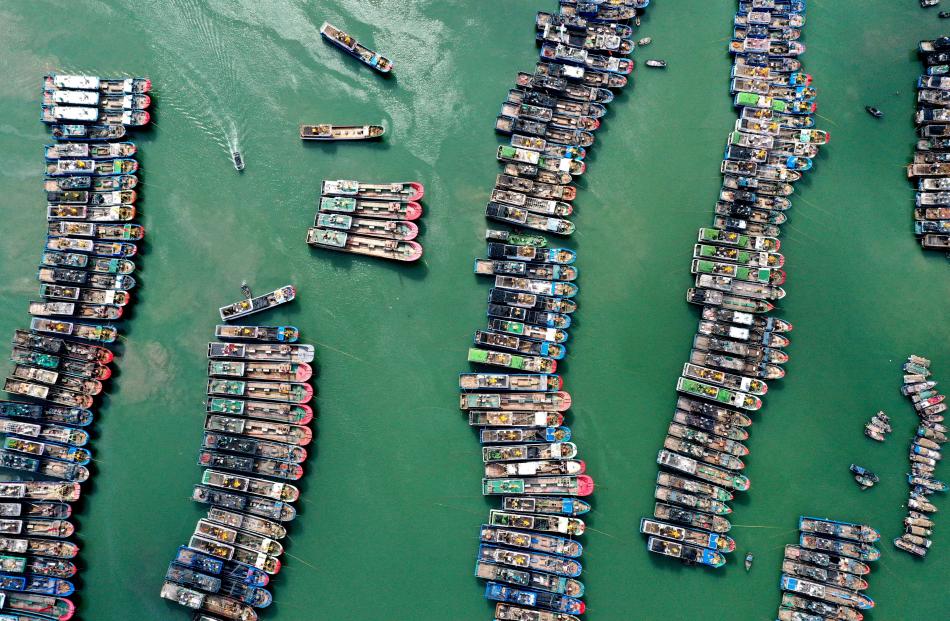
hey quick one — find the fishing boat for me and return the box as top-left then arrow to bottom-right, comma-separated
486,204 -> 574,236
655,485 -> 732,515
536,61 -> 628,89
663,435 -> 745,471
667,422 -> 748,457
639,518 -> 735,554
477,560 -> 585,598
495,173 -> 577,201
318,196 -> 422,220
50,124 -> 126,141
218,286 -> 295,322
45,142 -> 136,160
540,43 -> 633,75
682,363 -> 767,395
468,411 -> 563,430
207,342 -> 314,363
306,228 -> 423,262
701,307 -> 792,332
780,594 -> 863,621
687,288 -> 774,314
215,326 -> 298,343
785,545 -> 871,576
800,534 -> 880,561
204,415 -> 312,447
12,330 -> 113,363
0,450 -> 89,482
45,237 -> 137,258
206,379 -> 312,404
207,398 -> 312,425
489,288 -> 576,314
671,410 -> 749,442
647,536 -> 725,568
45,175 -> 137,192
656,449 -> 750,491
487,319 -> 568,344
45,158 -> 138,177
693,259 -> 785,286
489,510 -> 584,536
194,518 -> 283,557
0,481 -> 82,502
41,105 -> 149,126
314,212 -> 417,240
490,188 -> 574,217
697,319 -> 789,349
460,373 -> 562,392
480,544 -> 581,579
676,377 -> 762,411
486,304 -> 570,330
191,485 -> 295,525
322,180 -> 421,202
202,432 -> 306,464
300,124 -> 384,140
483,475 -> 592,496
654,502 -> 731,534
47,205 -> 136,222
535,11 -> 634,38
537,23 -> 632,54
781,559 -> 869,591
463,391 -> 571,413
0,591 -> 75,620
502,496 -> 589,517
800,516 -> 880,543
3,437 -> 90,466
486,244 -> 575,267
320,22 -> 392,73
208,361 -> 312,383
484,582 -> 584,615
173,546 -> 269,587
159,581 -> 258,621
515,72 -> 612,104
45,73 -> 150,94
479,524 -> 582,558
780,576 -> 875,610
480,427 -> 571,444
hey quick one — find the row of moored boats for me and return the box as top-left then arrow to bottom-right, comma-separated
0,73 -> 152,621
640,0 -> 828,569
894,354 -> 946,558
773,515 -> 879,620
160,322 -> 316,621
906,38 -> 950,253
466,1 -> 650,619
306,180 -> 424,262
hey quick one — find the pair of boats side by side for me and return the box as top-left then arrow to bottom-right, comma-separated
907,39 -> 950,252
306,180 -> 425,262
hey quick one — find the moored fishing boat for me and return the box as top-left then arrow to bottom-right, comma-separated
687,287 -> 775,314
45,158 -> 138,177
204,416 -> 312,446
479,524 -> 581,558
460,373 -> 562,392
45,142 -> 136,160
50,124 -> 126,141
484,582 -> 584,616
321,180 -> 422,201
41,105 -> 149,126
682,363 -> 768,395
488,510 -> 584,537
676,377 -> 762,411
800,534 -> 880,561
781,559 -> 869,591
318,196 -> 422,221
215,326 -> 298,343
655,485 -> 732,515
646,536 -> 726,568
159,581 -> 258,621
306,228 -> 423,262
785,544 -> 871,576
463,391 -> 571,412
780,594 -> 863,621
656,449 -> 750,491
44,175 -> 137,192
799,516 -> 880,543
487,318 -> 568,344
207,342 -> 314,363
314,213 -> 417,240
654,502 -> 731,534
502,496 -> 589,517
482,475 -> 593,496
218,286 -> 295,322
657,472 -> 734,501
780,576 -> 875,610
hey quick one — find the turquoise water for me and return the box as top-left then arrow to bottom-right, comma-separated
0,1 -> 947,619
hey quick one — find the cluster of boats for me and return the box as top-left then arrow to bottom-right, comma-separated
306,180 -> 424,262
41,73 -> 151,130
894,354 -> 946,558
774,516 -> 879,620
160,324 -> 316,621
907,38 -> 950,254
641,0 -> 824,569
465,2 -> 650,618
0,73 -> 152,620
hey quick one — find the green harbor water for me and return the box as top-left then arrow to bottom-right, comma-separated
0,1 -> 948,619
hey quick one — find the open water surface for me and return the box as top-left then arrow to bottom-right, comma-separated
0,1 -> 947,619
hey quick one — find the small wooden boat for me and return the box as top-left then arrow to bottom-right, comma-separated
645,59 -> 667,68
300,124 -> 384,140
314,212 -> 417,240
320,22 -> 392,73
318,196 -> 422,220
306,228 -> 422,262
218,286 -> 295,322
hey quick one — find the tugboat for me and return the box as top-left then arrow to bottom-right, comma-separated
744,552 -> 753,571
232,150 -> 244,171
